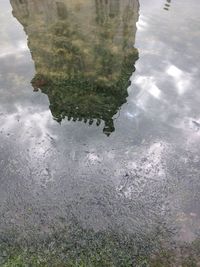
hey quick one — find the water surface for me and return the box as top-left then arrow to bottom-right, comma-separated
0,0 -> 200,266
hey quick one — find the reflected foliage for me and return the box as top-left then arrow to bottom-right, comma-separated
10,0 -> 139,135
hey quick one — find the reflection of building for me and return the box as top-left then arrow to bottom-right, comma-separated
164,0 -> 171,10
10,0 -> 139,135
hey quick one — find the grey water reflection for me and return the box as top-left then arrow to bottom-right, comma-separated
10,0 -> 139,136
0,0 -> 200,266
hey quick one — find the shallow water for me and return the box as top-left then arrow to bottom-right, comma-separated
0,0 -> 200,265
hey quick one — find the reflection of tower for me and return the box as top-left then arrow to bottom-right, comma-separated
164,0 -> 172,11
10,0 -> 139,136
95,0 -> 120,23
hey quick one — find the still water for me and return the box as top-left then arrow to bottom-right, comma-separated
0,0 -> 200,266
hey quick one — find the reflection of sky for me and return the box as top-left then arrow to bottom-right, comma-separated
0,1 -> 29,58
125,0 -> 200,138
0,0 -> 200,245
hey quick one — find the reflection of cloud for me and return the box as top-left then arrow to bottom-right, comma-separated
86,152 -> 101,165
133,76 -> 162,111
125,111 -> 140,119
117,141 -> 168,199
135,76 -> 161,99
0,1 -> 29,59
0,104 -> 58,186
167,65 -> 192,95
0,104 -> 54,142
136,15 -> 148,31
129,64 -> 200,145
0,40 -> 28,58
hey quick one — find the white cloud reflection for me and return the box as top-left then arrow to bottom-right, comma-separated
136,15 -> 148,32
167,65 -> 192,95
0,104 -> 55,142
134,75 -> 162,108
0,40 -> 28,59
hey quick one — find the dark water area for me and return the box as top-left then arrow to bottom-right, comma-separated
0,0 -> 200,266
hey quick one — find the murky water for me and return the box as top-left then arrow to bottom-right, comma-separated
0,0 -> 200,266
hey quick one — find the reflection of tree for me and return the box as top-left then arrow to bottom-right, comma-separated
10,0 -> 139,136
